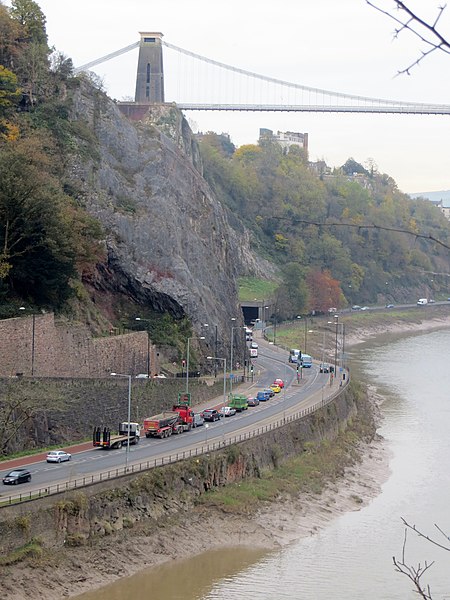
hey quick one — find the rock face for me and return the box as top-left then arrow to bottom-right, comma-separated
68,82 -> 274,350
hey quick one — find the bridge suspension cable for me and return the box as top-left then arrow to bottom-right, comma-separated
162,40 -> 447,110
73,41 -> 139,74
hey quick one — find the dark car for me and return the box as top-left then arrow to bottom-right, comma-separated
247,396 -> 260,407
319,364 -> 330,373
202,409 -> 221,422
2,469 -> 31,485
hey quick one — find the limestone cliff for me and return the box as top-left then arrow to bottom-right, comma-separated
67,80 -> 275,349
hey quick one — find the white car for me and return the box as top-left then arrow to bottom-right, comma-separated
46,450 -> 72,463
250,341 -> 258,349
220,406 -> 236,417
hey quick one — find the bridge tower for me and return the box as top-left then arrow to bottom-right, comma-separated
135,32 -> 165,103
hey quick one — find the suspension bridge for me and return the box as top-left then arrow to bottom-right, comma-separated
74,33 -> 450,116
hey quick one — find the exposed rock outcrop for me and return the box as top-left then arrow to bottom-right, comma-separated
68,82 -> 276,350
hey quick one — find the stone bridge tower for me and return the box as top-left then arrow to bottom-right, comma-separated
135,32 -> 165,103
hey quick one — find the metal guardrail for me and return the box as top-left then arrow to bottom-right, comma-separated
0,377 -> 348,507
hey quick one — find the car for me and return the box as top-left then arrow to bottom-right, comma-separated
256,390 -> 270,402
327,307 -> 337,313
273,378 -> 284,388
429,299 -> 435,303
351,305 -> 361,311
135,373 -> 149,379
153,373 -> 167,379
360,306 -> 370,311
270,384 -> 281,393
2,469 -> 31,485
201,409 -> 221,422
46,450 -> 72,463
385,304 -> 395,309
220,406 -> 236,417
250,341 -> 258,349
192,413 -> 204,427
447,297 -> 450,302
264,388 -> 275,397
247,396 -> 260,407
319,363 -> 330,373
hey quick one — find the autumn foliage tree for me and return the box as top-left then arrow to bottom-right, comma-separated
306,269 -> 343,313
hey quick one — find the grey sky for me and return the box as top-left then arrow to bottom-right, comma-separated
17,1 -> 450,193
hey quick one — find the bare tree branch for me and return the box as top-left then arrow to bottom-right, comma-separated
393,528 -> 435,599
366,1 -> 450,74
267,215 -> 450,252
401,517 -> 450,553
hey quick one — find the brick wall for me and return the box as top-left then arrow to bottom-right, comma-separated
0,313 -> 158,378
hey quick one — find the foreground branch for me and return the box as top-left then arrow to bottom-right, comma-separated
366,1 -> 450,74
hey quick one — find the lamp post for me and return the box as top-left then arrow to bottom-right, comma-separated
230,322 -> 245,395
110,372 -> 132,472
334,314 -> 339,377
19,306 -> 36,376
135,317 -> 151,377
186,336 -> 205,394
207,356 -> 227,444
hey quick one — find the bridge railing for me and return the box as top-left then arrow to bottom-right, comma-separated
0,376 -> 348,508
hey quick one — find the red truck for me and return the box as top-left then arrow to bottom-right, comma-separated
143,405 -> 194,438
143,413 -> 179,438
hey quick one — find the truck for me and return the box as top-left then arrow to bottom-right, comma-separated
417,298 -> 428,306
171,403 -> 194,431
93,422 -> 141,449
228,394 -> 248,412
250,347 -> 258,358
143,404 -> 194,439
143,412 -> 179,438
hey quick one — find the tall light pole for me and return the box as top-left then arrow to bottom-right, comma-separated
135,317 -> 151,377
334,314 -> 339,377
19,306 -> 36,376
110,372 -> 132,472
186,336 -> 205,394
230,322 -> 244,395
207,356 -> 227,442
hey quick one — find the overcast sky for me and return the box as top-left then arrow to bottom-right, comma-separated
15,1 -> 450,193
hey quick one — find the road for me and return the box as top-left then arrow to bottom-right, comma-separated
0,336 -> 342,501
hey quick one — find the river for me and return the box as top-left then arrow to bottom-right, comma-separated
76,328 -> 450,600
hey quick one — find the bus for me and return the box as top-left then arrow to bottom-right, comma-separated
299,353 -> 312,368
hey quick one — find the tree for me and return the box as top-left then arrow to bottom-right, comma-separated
0,65 -> 21,140
306,269 -> 343,313
0,137 -> 77,306
393,518 -> 450,599
9,0 -> 48,45
366,1 -> 450,75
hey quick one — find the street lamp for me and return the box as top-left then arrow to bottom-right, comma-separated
110,372 -> 132,472
334,314 -> 339,377
186,336 -> 205,394
230,322 -> 245,395
207,355 -> 227,444
135,317 -> 151,377
19,306 -> 36,376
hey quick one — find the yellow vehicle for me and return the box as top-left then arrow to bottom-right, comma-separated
270,384 -> 281,393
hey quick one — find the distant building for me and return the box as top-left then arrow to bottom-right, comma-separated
432,200 -> 450,221
259,128 -> 308,153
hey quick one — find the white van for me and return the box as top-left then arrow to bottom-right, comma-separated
417,298 -> 428,306
289,349 -> 301,363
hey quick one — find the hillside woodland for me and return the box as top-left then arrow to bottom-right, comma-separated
1,0 -> 450,338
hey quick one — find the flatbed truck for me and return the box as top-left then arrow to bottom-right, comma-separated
93,422 -> 141,449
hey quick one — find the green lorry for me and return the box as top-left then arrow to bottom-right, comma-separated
228,394 -> 248,412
